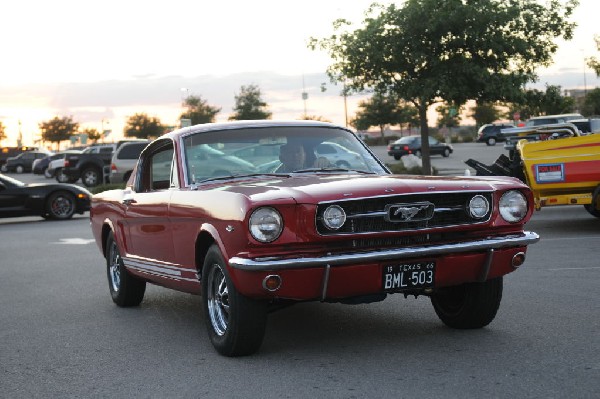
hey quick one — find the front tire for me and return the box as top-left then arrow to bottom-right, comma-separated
15,165 -> 24,173
45,191 -> 76,220
431,277 -> 503,329
202,244 -> 267,356
106,232 -> 146,307
442,148 -> 450,157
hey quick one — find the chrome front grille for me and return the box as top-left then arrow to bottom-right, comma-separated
316,192 -> 493,235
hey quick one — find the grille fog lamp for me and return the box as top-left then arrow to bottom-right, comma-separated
499,190 -> 528,223
249,207 -> 283,243
323,205 -> 346,230
468,195 -> 489,219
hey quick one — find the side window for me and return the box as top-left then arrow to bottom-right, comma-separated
151,149 -> 174,190
137,140 -> 175,192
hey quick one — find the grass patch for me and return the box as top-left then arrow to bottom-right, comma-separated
386,162 -> 438,175
90,182 -> 126,194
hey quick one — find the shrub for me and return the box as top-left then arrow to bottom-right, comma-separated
90,182 -> 126,194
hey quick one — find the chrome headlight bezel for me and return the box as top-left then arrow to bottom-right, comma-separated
322,205 -> 346,230
499,190 -> 528,223
468,195 -> 490,219
249,207 -> 283,243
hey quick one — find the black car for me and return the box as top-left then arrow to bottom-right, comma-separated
0,174 -> 91,220
5,151 -> 52,173
387,135 -> 453,160
477,123 -> 515,146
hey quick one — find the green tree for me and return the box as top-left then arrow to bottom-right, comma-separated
39,116 -> 79,150
310,0 -> 577,174
469,102 -> 502,127
436,103 -> 462,128
181,95 -> 221,125
82,127 -> 102,143
124,113 -> 165,139
508,85 -> 575,119
0,121 -> 7,144
351,92 -> 399,138
228,84 -> 272,120
587,35 -> 600,76
396,103 -> 419,135
299,115 -> 332,122
582,88 -> 600,115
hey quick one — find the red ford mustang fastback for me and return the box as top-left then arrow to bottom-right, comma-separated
90,120 -> 539,356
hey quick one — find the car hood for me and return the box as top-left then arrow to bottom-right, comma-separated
211,173 -> 524,204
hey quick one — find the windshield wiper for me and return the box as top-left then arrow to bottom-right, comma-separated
291,167 -> 376,175
195,173 -> 291,185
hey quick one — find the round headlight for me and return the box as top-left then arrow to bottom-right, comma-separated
322,205 -> 346,230
468,195 -> 490,219
499,190 -> 528,223
249,207 -> 283,243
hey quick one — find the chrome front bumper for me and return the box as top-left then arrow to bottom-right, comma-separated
229,231 -> 540,271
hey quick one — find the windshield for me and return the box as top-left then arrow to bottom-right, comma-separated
182,126 -> 387,184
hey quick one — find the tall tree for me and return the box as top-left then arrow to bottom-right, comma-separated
0,121 -> 6,144
39,116 -> 79,150
124,113 -> 165,139
582,88 -> 600,115
469,102 -> 502,127
82,127 -> 102,143
436,103 -> 462,128
351,92 -> 399,138
228,84 -> 272,120
310,0 -> 577,174
587,35 -> 600,76
180,95 -> 221,125
508,84 -> 575,119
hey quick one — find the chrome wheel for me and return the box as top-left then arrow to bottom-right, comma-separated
207,263 -> 230,336
82,168 -> 100,187
48,192 -> 75,219
108,240 -> 121,293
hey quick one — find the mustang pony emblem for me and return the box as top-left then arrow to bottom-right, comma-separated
385,202 -> 435,222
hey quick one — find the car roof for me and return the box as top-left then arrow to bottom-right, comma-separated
158,120 -> 344,141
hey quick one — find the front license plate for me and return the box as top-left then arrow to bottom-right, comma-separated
383,261 -> 435,292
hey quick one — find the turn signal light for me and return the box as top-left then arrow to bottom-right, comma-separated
262,275 -> 282,292
512,252 -> 526,268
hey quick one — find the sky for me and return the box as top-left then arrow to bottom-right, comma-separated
1,0 -> 599,147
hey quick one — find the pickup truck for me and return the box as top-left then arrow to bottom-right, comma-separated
61,140 -> 147,187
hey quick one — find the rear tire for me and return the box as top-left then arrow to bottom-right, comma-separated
82,167 -> 102,187
202,244 -> 267,356
393,155 -> 401,160
106,232 -> 146,307
486,137 -> 497,146
56,168 -> 70,183
15,165 -> 24,173
431,277 -> 503,329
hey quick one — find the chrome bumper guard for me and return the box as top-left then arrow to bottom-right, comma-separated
229,231 -> 540,271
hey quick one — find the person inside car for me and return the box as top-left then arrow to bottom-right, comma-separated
277,142 -> 330,173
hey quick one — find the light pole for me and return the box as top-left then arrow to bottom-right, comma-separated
180,88 -> 190,109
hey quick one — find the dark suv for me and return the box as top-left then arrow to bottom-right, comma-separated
477,124 -> 515,146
